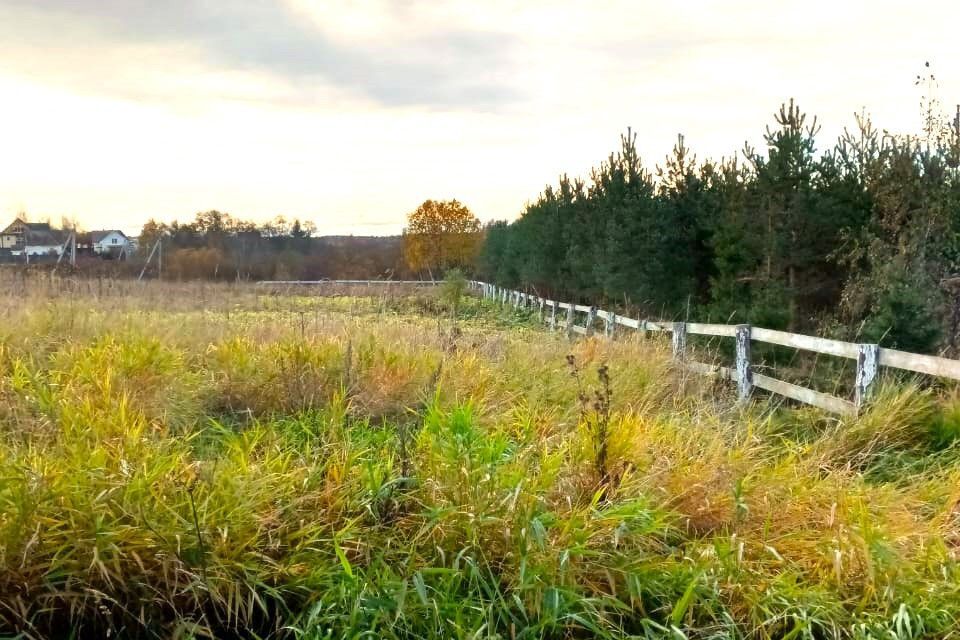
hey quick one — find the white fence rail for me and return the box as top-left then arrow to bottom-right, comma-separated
470,280 -> 960,417
257,280 -> 440,286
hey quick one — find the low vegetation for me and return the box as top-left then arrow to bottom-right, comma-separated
2,276 -> 960,639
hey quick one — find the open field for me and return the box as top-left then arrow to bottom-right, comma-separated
2,277 -> 960,638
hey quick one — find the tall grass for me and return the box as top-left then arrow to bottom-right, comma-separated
1,274 -> 959,638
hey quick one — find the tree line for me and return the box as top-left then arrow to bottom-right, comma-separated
478,87 -> 960,354
136,210 -> 416,281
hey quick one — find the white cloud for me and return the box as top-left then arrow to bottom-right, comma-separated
0,0 -> 957,235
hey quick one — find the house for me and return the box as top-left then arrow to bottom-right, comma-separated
2,217 -> 133,263
77,230 -> 130,258
0,218 -> 26,250
0,218 -> 68,258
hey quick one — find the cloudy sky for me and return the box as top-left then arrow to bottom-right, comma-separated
0,1 -> 957,235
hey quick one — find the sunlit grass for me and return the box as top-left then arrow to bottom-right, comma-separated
1,275 -> 959,638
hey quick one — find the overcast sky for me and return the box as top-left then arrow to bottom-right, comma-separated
1,1 -> 957,235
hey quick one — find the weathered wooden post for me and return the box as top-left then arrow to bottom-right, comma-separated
565,304 -> 575,338
672,322 -> 686,361
538,298 -> 545,323
855,343 -> 880,412
586,306 -> 598,336
550,300 -> 558,330
604,311 -> 616,339
638,317 -> 647,340
735,324 -> 752,402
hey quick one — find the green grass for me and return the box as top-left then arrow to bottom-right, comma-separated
1,277 -> 960,638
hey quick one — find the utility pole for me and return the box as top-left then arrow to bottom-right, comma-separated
138,237 -> 162,281
54,231 -> 75,271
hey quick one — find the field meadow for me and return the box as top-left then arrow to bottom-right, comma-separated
2,274 -> 960,639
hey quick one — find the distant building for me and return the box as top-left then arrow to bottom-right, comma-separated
1,217 -> 137,263
77,230 -> 131,258
0,218 -> 68,258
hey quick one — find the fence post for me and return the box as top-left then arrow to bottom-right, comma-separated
735,324 -> 752,402
672,322 -> 686,361
538,298 -> 545,323
638,317 -> 647,339
586,306 -> 598,336
550,301 -> 558,330
565,305 -> 575,338
605,311 -> 616,339
855,343 -> 880,412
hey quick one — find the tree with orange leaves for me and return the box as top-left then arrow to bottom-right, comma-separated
402,199 -> 481,277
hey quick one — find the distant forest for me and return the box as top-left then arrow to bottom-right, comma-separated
478,89 -> 960,354
136,211 -> 415,281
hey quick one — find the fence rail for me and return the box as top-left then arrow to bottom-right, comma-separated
257,280 -> 440,286
470,280 -> 960,417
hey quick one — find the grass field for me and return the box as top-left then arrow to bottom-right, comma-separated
2,275 -> 960,639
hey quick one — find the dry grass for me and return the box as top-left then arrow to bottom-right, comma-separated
1,272 -> 959,638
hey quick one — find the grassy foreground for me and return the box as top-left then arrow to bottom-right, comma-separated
2,279 -> 960,638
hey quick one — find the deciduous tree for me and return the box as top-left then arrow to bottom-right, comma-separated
402,199 -> 481,276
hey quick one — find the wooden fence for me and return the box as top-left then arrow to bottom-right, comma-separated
470,280 -> 960,417
257,280 -> 440,286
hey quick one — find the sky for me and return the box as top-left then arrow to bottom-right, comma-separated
0,1 -> 958,236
